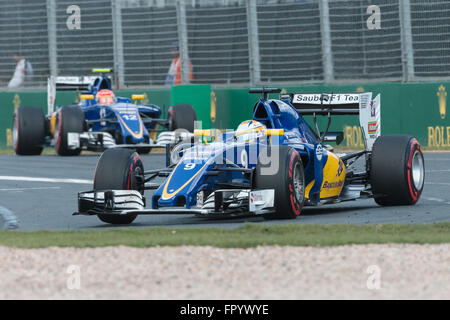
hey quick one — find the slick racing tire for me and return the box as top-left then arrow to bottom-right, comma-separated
13,106 -> 46,155
254,145 -> 305,220
55,106 -> 85,156
94,148 -> 144,225
168,104 -> 197,133
370,135 -> 425,206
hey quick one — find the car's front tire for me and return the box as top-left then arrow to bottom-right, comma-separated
94,148 -> 144,225
370,135 -> 425,206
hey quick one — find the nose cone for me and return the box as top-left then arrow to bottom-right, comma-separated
157,160 -> 210,208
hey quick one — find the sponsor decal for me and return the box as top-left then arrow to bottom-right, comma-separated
315,144 -> 323,161
13,94 -> 21,111
336,161 -> 344,177
116,107 -> 139,114
344,125 -> 365,148
359,93 -> 371,109
6,129 -> 12,147
368,121 -> 378,134
293,94 -> 359,105
183,145 -> 215,160
210,91 -> 216,124
427,87 -> 449,148
370,100 -> 376,117
428,126 -> 450,148
323,180 -> 344,189
100,107 -> 106,126
437,85 -> 447,120
250,192 -> 264,203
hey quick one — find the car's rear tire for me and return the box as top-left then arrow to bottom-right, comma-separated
370,135 -> 425,206
254,145 -> 305,220
13,106 -> 46,155
55,106 -> 85,156
94,148 -> 144,225
168,104 -> 197,133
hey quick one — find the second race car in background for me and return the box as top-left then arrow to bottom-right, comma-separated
12,69 -> 197,156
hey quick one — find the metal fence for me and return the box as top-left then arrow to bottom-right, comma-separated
1,0 -> 450,89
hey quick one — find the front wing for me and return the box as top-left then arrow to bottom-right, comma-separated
65,131 -> 194,152
74,189 -> 275,217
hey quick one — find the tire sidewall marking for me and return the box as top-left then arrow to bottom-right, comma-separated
13,112 -> 19,153
168,108 -> 174,131
56,111 -> 62,153
406,139 -> 421,202
288,150 -> 301,216
127,154 -> 141,190
126,153 -> 142,220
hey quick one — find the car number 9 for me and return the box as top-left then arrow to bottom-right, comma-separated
184,163 -> 196,170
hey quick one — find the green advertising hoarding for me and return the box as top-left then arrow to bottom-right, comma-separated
0,81 -> 449,150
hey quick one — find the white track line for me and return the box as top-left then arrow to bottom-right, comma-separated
426,182 -> 450,186
423,197 -> 450,205
0,176 -> 92,184
0,187 -> 61,191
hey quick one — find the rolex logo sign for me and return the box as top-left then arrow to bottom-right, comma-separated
437,85 -> 447,120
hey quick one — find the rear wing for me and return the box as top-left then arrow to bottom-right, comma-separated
47,76 -> 98,115
288,93 -> 381,150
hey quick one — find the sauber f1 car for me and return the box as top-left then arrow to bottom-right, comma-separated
74,88 -> 425,225
13,69 -> 196,156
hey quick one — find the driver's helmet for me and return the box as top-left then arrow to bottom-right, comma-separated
96,89 -> 115,105
235,120 -> 267,143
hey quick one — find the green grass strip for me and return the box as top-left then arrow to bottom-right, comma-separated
1,223 -> 450,249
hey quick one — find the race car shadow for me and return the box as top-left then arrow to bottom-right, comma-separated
85,202 -> 382,229
87,214 -> 265,229
86,203 -> 379,229
301,204 -> 377,216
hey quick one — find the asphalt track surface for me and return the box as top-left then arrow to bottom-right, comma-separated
0,152 -> 449,230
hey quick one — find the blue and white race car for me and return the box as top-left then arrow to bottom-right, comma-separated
75,88 -> 425,225
13,69 -> 196,156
